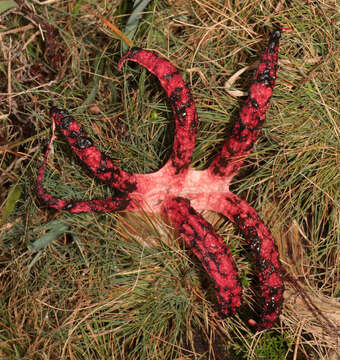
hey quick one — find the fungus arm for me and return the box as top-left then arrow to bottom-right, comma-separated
208,28 -> 285,179
48,106 -> 137,194
119,49 -> 198,174
211,192 -> 284,329
36,117 -> 135,213
163,196 -> 242,316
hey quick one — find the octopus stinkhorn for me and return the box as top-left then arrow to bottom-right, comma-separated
37,28 -> 289,330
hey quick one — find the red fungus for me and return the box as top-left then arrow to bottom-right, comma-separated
37,28 -> 289,330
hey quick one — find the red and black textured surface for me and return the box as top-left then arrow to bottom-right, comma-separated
118,48 -> 198,175
208,29 -> 283,179
163,197 -> 242,316
211,193 -> 284,329
37,28 -> 288,330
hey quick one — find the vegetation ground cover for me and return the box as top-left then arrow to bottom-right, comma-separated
0,1 -> 339,359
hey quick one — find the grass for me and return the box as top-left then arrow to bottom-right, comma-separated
0,0 -> 339,359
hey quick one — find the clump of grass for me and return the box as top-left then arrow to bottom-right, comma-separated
0,1 -> 339,359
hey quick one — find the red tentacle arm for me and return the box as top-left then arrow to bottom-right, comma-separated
208,28 -> 284,179
49,107 -> 137,194
118,48 -> 198,175
163,197 -> 242,316
36,120 -> 134,212
206,193 -> 284,330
